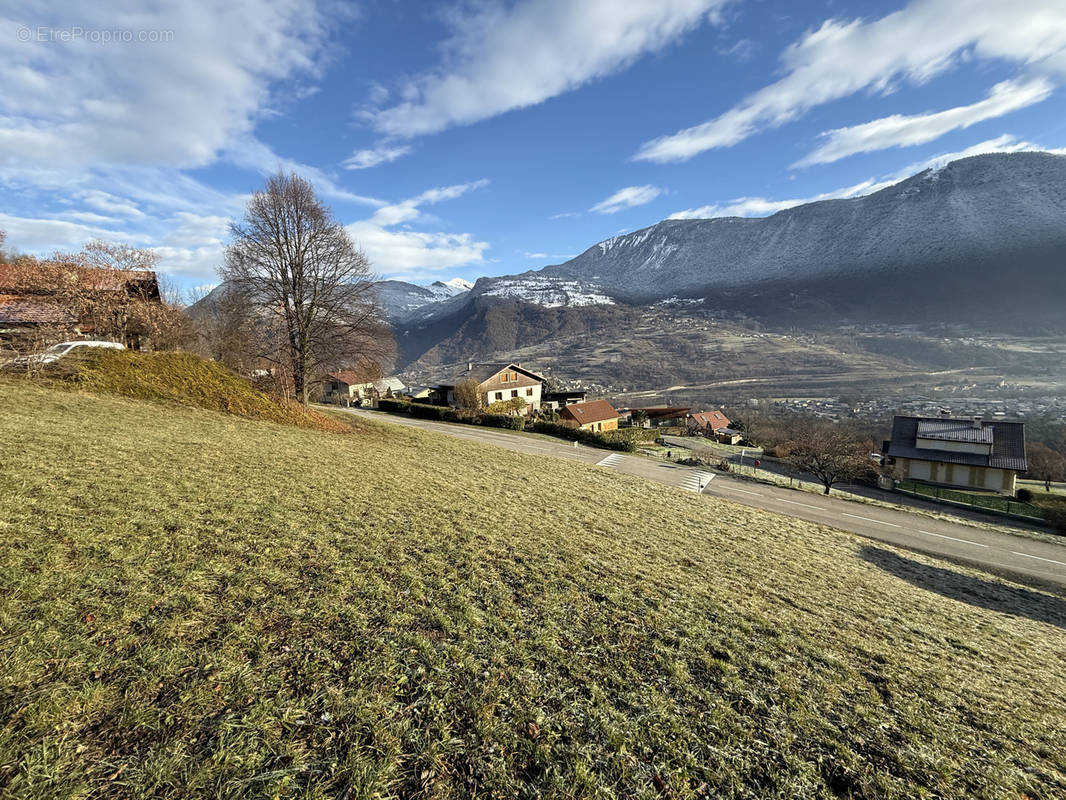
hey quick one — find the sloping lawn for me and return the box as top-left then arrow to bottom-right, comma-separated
1,379 -> 1064,799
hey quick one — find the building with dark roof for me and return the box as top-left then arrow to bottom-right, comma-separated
884,415 -> 1027,496
432,362 -> 546,414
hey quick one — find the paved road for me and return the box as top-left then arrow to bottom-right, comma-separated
341,409 -> 1066,588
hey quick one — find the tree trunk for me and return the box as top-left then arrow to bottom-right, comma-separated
823,484 -> 831,494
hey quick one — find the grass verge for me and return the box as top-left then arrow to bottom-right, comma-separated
1,380 -> 1065,798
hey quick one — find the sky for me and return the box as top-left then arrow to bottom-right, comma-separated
2,0 -> 1066,293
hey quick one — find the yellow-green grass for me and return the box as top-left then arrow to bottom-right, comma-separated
37,349 -> 349,433
1,379 -> 1065,799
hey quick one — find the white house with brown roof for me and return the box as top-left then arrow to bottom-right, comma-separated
434,362 -> 545,414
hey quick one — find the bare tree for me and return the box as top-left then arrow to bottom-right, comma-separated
221,172 -> 393,404
453,378 -> 484,411
1026,443 -> 1066,492
784,420 -> 873,494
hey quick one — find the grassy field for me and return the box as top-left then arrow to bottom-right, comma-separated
2,379 -> 1065,798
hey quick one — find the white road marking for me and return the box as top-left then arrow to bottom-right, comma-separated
777,498 -> 825,511
916,529 -> 989,547
1011,551 -> 1066,567
680,471 -> 716,493
841,513 -> 901,528
596,453 -> 625,468
719,486 -> 763,497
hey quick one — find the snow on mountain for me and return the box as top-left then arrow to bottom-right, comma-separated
469,151 -> 1066,311
478,276 -> 614,307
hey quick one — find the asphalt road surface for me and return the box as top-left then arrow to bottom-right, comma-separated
340,409 -> 1066,588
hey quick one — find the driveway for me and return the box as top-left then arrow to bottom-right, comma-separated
340,409 -> 1066,589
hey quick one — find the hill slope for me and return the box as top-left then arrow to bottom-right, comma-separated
1,381 -> 1064,797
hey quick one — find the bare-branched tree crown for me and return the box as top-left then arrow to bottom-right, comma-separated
222,172 -> 393,404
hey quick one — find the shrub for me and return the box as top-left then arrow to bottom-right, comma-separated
377,398 -> 409,413
479,413 -> 525,431
408,403 -> 453,421
1016,488 -> 1033,503
529,421 -> 636,451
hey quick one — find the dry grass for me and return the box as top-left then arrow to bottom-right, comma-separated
36,349 -> 349,433
1,379 -> 1065,799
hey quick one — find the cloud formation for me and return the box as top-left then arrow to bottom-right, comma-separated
636,0 -> 1066,163
795,78 -> 1053,166
369,0 -> 725,137
346,180 -> 491,278
590,185 -> 664,214
343,144 -> 413,169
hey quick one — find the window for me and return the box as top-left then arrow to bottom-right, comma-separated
495,392 -> 503,401
500,372 -> 510,382
511,390 -> 518,398
526,388 -> 533,396
510,371 -> 518,381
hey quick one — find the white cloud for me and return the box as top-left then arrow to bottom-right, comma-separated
0,212 -> 141,251
668,179 -> 886,219
523,252 -> 548,259
796,78 -> 1054,166
0,0 -> 330,171
368,0 -> 726,137
668,134 -> 1066,219
590,185 -> 664,214
77,190 -> 146,219
635,0 -> 1066,162
346,180 -> 491,278
343,144 -> 413,169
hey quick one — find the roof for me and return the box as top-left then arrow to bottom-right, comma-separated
0,295 -> 76,327
326,371 -> 364,385
886,415 -> 1027,472
440,361 -> 546,386
559,399 -> 619,425
0,263 -> 160,298
915,419 -> 994,444
689,410 -> 731,429
632,406 -> 691,420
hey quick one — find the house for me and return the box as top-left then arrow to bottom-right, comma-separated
883,415 -> 1027,496
324,373 -> 406,406
433,362 -> 545,414
0,261 -> 161,348
541,389 -> 587,411
559,399 -> 619,432
403,385 -> 433,401
688,410 -> 731,435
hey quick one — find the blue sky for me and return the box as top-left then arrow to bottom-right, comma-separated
2,0 -> 1065,292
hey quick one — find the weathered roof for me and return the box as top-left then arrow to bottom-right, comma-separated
0,295 -> 76,327
440,362 -> 545,386
690,410 -> 731,429
560,399 -> 619,425
326,371 -> 364,386
0,263 -> 160,298
916,419 -> 994,444
886,415 -> 1027,471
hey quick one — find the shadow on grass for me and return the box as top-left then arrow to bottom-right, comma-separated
859,546 -> 1066,629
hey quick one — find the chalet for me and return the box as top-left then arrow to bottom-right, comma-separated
434,362 -> 545,414
0,262 -> 160,348
559,399 -> 620,432
883,415 -> 1027,496
541,389 -> 587,411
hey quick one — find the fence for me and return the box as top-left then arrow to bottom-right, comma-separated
896,480 -> 1044,520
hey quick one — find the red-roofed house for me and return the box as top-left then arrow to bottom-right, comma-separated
559,399 -> 619,432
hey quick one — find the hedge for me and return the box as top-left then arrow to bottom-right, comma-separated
529,421 -> 637,451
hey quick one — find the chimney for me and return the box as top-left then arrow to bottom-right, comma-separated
972,416 -> 982,429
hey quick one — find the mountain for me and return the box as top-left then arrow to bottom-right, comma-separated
373,278 -> 472,324
395,152 -> 1066,367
